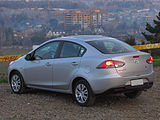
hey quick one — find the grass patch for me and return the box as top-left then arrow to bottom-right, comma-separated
0,62 -> 9,72
0,77 -> 8,83
0,48 -> 30,56
153,59 -> 160,67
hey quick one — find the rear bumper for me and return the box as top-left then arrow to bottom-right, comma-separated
89,71 -> 154,94
102,82 -> 153,95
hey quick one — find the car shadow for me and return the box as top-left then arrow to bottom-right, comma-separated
22,88 -> 138,107
95,94 -> 130,106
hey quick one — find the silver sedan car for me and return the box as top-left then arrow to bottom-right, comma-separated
8,35 -> 154,106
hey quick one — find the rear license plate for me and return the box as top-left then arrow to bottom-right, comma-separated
131,79 -> 144,86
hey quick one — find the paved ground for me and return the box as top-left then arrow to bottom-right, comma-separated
0,67 -> 160,120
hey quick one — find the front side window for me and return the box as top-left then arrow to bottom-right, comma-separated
60,42 -> 85,58
87,39 -> 137,54
33,42 -> 60,60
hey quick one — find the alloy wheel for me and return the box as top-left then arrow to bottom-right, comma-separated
11,74 -> 21,92
75,84 -> 89,104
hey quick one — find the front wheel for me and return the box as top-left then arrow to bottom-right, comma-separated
124,90 -> 142,98
73,80 -> 95,106
10,71 -> 26,94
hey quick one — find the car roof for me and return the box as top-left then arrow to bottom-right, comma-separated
52,35 -> 115,42
30,35 -> 118,54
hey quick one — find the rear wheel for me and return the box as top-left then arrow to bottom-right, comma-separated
124,90 -> 142,98
73,80 -> 95,106
10,71 -> 26,94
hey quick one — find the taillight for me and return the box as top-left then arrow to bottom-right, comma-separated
97,60 -> 125,69
133,56 -> 139,58
146,56 -> 153,64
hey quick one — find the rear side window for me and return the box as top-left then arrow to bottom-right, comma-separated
60,42 -> 85,58
86,39 -> 137,54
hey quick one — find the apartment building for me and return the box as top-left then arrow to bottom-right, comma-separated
64,9 -> 108,31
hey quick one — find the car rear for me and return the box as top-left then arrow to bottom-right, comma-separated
85,38 -> 154,94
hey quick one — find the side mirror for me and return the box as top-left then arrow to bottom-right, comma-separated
25,54 -> 32,61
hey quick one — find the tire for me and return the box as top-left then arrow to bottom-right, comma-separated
73,79 -> 95,106
124,90 -> 142,99
10,71 -> 26,94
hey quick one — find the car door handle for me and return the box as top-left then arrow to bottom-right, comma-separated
72,62 -> 79,66
45,62 -> 51,66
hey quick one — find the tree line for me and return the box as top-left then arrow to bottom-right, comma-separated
0,11 -> 160,49
125,12 -> 160,46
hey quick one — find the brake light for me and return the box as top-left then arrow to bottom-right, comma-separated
133,56 -> 139,58
97,60 -> 125,69
146,56 -> 153,64
114,88 -> 124,91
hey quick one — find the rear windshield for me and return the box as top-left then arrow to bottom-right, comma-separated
86,39 -> 137,54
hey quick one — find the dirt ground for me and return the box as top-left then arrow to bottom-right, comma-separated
0,67 -> 160,120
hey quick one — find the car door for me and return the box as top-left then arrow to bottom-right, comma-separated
53,41 -> 86,90
24,41 -> 60,88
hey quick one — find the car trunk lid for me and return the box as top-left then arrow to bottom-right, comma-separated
105,52 -> 153,77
